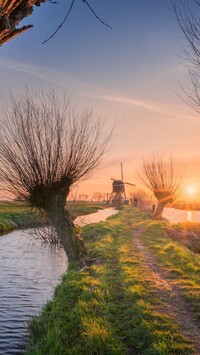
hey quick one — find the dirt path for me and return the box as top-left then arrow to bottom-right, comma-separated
133,228 -> 200,354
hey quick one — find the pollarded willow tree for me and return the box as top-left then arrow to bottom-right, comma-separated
0,89 -> 112,261
138,154 -> 183,220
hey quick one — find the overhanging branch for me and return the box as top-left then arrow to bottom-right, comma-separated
0,0 -> 46,46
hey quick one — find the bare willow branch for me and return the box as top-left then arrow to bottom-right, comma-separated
138,154 -> 184,219
42,0 -> 76,44
0,88 -> 112,260
172,0 -> 200,112
43,0 -> 111,44
82,0 -> 112,29
0,89 -> 111,199
0,0 -> 111,46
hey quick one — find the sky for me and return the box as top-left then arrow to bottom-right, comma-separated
1,0 -> 200,200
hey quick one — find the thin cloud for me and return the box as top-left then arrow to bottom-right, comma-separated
0,57 -> 198,121
97,94 -> 165,113
0,57 -> 70,87
0,57 -> 174,115
0,57 -> 101,92
92,93 -> 198,121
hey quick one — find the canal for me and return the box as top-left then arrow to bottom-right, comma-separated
163,207 -> 200,223
0,208 -> 117,354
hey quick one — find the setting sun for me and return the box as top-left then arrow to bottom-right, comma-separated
187,186 -> 195,195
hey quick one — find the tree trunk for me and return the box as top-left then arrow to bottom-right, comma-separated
152,202 -> 166,220
0,0 -> 47,46
46,193 -> 87,262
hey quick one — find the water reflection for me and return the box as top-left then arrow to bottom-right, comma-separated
163,208 -> 200,224
75,207 -> 118,226
0,208 -> 117,354
187,211 -> 192,222
0,229 -> 67,354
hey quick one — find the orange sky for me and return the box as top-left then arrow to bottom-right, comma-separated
0,1 -> 200,202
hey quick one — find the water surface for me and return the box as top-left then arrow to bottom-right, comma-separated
0,229 -> 67,354
163,207 -> 200,224
0,207 -> 117,354
75,207 -> 118,226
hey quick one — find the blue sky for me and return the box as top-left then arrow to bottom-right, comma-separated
1,0 -> 200,198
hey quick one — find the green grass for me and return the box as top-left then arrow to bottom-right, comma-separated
67,201 -> 106,219
141,220 -> 200,320
26,207 -> 196,354
0,200 -> 31,214
0,201 -> 38,233
163,222 -> 200,253
0,201 -> 105,235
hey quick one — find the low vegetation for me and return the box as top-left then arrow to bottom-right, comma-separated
26,207 -> 200,354
68,201 -> 106,219
0,201 -> 39,234
142,221 -> 200,320
163,222 -> 200,254
0,201 -> 105,235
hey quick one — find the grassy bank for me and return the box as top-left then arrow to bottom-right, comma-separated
163,222 -> 200,254
26,207 -> 200,354
0,201 -> 38,234
0,201 -> 105,235
68,201 -> 106,219
142,221 -> 200,320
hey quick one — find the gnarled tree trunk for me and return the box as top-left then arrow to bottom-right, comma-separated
28,183 -> 87,261
153,191 -> 173,220
0,0 -> 46,46
0,89 -> 111,261
138,154 -> 183,221
46,193 -> 87,262
152,202 -> 166,220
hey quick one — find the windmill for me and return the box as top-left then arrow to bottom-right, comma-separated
107,163 -> 136,204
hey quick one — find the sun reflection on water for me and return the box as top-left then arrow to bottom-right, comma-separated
187,211 -> 192,222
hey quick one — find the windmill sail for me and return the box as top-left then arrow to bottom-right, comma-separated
108,164 -> 136,205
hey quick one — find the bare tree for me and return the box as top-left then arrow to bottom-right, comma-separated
173,0 -> 200,112
138,154 -> 183,220
130,189 -> 153,212
0,88 -> 112,261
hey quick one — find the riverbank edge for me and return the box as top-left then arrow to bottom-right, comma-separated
26,207 -> 200,354
0,203 -> 106,236
0,212 -> 42,235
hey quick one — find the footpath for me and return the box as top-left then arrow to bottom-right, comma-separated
26,207 -> 200,354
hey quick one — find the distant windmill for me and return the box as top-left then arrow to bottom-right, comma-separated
107,163 -> 135,204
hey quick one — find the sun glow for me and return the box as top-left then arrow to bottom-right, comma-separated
187,186 -> 195,195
